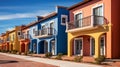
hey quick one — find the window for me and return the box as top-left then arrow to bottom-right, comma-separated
50,22 -> 54,34
75,13 -> 82,27
61,15 -> 68,25
41,25 -> 47,35
13,34 -> 14,41
17,31 -> 21,36
93,4 -> 103,25
33,28 -> 36,34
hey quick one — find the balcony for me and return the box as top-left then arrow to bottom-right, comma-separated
35,28 -> 55,38
6,38 -> 10,42
66,15 -> 107,32
19,34 -> 30,41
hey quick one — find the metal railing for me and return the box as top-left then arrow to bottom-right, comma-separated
19,34 -> 30,40
35,28 -> 55,36
67,15 -> 107,30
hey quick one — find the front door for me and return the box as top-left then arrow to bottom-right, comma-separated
44,41 -> 48,53
90,38 -> 95,56
74,38 -> 83,56
51,40 -> 55,55
100,36 -> 105,55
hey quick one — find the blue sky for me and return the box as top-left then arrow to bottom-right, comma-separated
0,0 -> 82,34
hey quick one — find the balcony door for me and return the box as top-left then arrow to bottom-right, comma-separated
75,13 -> 82,28
93,5 -> 103,25
50,22 -> 54,35
42,25 -> 46,35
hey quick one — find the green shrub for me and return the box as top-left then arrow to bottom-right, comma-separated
95,55 -> 105,64
45,52 -> 52,58
28,51 -> 33,54
11,50 -> 18,54
55,53 -> 63,60
74,56 -> 83,62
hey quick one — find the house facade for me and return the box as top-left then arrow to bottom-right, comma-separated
66,0 -> 120,59
19,25 -> 30,53
0,33 -> 6,51
29,6 -> 69,55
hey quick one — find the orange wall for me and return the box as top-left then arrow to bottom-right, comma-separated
111,0 -> 120,58
83,36 -> 90,56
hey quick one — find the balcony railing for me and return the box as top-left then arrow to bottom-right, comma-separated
19,34 -> 30,40
35,28 -> 55,37
67,15 -> 107,30
6,38 -> 10,42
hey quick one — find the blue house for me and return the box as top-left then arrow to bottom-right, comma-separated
29,6 -> 69,55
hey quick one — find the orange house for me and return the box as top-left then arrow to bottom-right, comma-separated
66,0 -> 120,59
19,25 -> 30,53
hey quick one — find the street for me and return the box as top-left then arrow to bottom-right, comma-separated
0,54 -> 58,67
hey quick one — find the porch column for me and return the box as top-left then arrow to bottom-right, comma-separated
94,36 -> 100,58
48,41 -> 50,52
68,33 -> 73,57
25,43 -> 28,53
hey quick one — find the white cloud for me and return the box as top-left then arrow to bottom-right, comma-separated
6,27 -> 15,31
0,10 -> 50,20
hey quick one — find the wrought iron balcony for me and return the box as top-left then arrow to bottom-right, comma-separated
6,38 -> 10,42
19,34 -> 30,40
35,28 -> 55,38
66,15 -> 107,31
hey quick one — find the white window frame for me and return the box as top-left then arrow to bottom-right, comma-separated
49,21 -> 54,28
90,37 -> 95,56
74,11 -> 83,27
61,15 -> 68,25
17,31 -> 21,36
91,3 -> 104,26
74,37 -> 83,56
41,24 -> 47,35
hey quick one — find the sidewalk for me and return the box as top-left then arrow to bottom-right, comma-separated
0,53 -> 102,67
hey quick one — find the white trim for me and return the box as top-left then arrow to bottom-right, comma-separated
91,3 -> 104,26
49,21 -> 54,28
74,37 -> 83,56
61,15 -> 68,25
100,35 -> 106,56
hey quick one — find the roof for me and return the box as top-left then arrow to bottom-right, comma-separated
22,12 -> 57,30
56,6 -> 68,9
68,0 -> 92,10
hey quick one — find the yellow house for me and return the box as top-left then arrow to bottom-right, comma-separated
9,26 -> 22,52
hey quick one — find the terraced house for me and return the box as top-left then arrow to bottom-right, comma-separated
8,26 -> 25,52
66,0 -> 120,59
0,33 -> 6,51
18,25 -> 30,54
28,6 -> 69,55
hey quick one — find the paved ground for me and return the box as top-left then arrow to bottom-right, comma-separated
0,53 -> 101,67
0,53 -> 58,67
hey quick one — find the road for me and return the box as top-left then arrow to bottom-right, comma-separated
0,53 -> 102,67
0,53 -> 58,67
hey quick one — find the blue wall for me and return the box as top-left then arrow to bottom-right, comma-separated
56,7 -> 69,54
28,6 -> 69,55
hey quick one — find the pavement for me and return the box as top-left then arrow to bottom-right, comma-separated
0,52 -> 102,67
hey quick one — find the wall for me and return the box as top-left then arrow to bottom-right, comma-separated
57,7 -> 69,54
111,0 -> 120,58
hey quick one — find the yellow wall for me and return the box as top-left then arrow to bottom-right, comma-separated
67,24 -> 111,58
